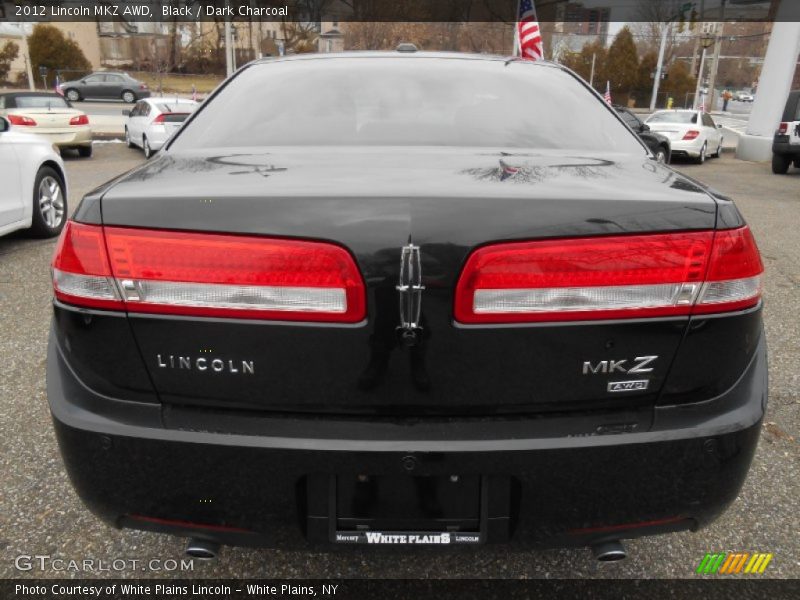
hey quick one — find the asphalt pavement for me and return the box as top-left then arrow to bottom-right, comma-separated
0,145 -> 797,579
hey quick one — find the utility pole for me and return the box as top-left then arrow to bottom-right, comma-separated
224,21 -> 233,76
589,52 -> 596,88
693,31 -> 715,110
650,23 -> 670,111
706,0 -> 727,112
224,0 -> 233,77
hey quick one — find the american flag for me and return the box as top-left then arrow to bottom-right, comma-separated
516,0 -> 543,61
603,81 -> 612,105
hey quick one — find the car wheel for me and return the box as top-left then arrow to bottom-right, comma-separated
78,144 -> 93,158
712,139 -> 723,158
143,136 -> 152,159
65,89 -> 81,102
29,167 -> 66,238
694,143 -> 707,165
655,148 -> 667,164
125,127 -> 134,148
122,90 -> 136,104
772,153 -> 791,174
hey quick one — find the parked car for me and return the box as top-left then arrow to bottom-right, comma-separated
614,106 -> 671,163
772,89 -> 800,174
645,109 -> 724,164
734,91 -> 754,102
48,52 -> 765,558
0,92 -> 92,157
0,116 -> 67,238
59,71 -> 150,104
123,98 -> 199,158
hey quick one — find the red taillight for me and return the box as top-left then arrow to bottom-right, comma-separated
454,227 -> 763,324
8,114 -> 36,126
52,223 -> 366,322
152,114 -> 165,124
682,130 -> 700,140
778,122 -> 788,134
69,114 -> 89,126
52,222 -> 123,311
140,83 -> 148,90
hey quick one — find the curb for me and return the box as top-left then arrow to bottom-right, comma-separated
92,132 -> 125,141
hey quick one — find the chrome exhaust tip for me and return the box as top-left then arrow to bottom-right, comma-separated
591,540 -> 627,562
185,538 -> 220,561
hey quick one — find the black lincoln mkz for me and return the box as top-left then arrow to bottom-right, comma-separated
47,52 -> 766,560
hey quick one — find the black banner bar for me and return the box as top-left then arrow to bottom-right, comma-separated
2,579 -> 799,600
0,0 -> 788,23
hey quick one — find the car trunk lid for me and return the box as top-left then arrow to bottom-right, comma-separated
96,148 -> 718,416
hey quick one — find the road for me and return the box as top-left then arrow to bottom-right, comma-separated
0,145 -> 797,579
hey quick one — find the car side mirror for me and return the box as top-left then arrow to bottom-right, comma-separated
717,124 -> 723,129
0,117 -> 8,133
640,123 -> 650,132
122,110 -> 131,116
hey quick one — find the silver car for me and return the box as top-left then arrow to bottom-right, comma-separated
123,98 -> 199,158
59,72 -> 151,104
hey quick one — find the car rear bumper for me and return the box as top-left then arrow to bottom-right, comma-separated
669,137 -> 706,157
772,140 -> 800,155
29,128 -> 92,147
47,324 -> 767,550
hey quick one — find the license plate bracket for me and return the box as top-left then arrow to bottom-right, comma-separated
305,474 -> 511,545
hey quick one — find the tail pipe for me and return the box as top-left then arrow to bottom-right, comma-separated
591,540 -> 627,562
185,538 -> 220,561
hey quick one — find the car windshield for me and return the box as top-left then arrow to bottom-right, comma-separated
647,112 -> 698,124
171,58 -> 643,152
14,96 -> 71,109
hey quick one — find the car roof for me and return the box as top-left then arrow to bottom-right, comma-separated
252,50 -> 563,68
0,92 -> 71,108
141,97 -> 197,105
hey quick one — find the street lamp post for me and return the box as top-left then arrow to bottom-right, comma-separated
693,31 -> 715,111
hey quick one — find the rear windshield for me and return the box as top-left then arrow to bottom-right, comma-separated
156,103 -> 195,114
647,112 -> 698,124
14,96 -> 71,109
171,58 -> 643,152
161,113 -> 190,123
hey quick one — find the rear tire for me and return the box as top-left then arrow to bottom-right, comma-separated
121,90 -> 136,104
65,89 -> 81,102
772,153 -> 791,174
143,136 -> 152,159
78,144 -> 92,158
29,167 -> 66,238
694,143 -> 707,164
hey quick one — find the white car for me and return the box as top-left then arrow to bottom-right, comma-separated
0,116 -> 68,238
645,110 -> 724,164
735,91 -> 754,102
123,98 -> 198,158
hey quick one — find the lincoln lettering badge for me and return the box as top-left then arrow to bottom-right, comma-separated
396,243 -> 425,344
